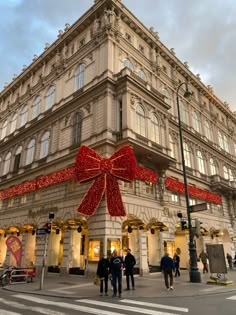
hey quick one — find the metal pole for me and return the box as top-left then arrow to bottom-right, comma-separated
176,82 -> 201,283
39,233 -> 48,290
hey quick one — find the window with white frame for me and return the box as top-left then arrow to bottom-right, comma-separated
197,150 -> 205,174
229,169 -> 234,181
223,166 -> 229,180
40,131 -> 50,159
189,198 -> 196,206
150,113 -> 159,143
171,193 -> 179,203
137,69 -> 146,81
9,113 -> 17,134
32,96 -> 41,119
218,130 -> 224,149
192,111 -> 200,133
183,142 -> 191,167
124,59 -> 134,71
169,134 -> 175,158
13,146 -> 22,173
45,86 -> 55,111
20,105 -> 28,127
179,100 -> 188,124
223,134 -> 229,153
204,120 -> 212,141
74,64 -> 85,91
0,120 -> 8,140
72,112 -> 83,145
25,139 -> 35,165
209,158 -> 217,175
3,152 -> 11,175
135,104 -> 145,137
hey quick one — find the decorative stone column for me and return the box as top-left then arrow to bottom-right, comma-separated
138,229 -> 149,276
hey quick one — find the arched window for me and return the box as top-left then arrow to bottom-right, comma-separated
32,96 -> 41,119
9,113 -> 17,134
218,131 -> 224,149
179,100 -> 188,124
25,139 -> 35,165
124,59 -> 134,71
209,158 -> 217,175
205,120 -> 212,141
13,146 -> 22,173
223,166 -> 229,180
72,112 -> 83,145
197,150 -> 205,174
135,104 -> 145,137
183,142 -> 191,167
20,105 -> 28,127
137,69 -> 146,81
40,131 -> 50,159
0,120 -> 8,140
3,152 -> 11,175
169,134 -> 175,158
45,86 -> 55,111
150,113 -> 159,143
75,64 -> 85,91
192,111 -> 200,133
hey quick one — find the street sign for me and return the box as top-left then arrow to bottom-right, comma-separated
189,202 -> 208,213
36,228 -> 47,236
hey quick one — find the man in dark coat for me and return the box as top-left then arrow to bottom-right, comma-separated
96,254 -> 109,296
109,250 -> 124,298
160,252 -> 175,290
124,248 -> 136,290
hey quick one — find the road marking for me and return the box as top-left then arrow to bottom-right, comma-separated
121,299 -> 188,312
13,295 -> 126,315
0,311 -> 21,315
227,295 -> 236,300
78,299 -> 182,315
0,298 -> 66,315
49,283 -> 93,294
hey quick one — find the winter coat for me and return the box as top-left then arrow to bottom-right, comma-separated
96,258 -> 109,278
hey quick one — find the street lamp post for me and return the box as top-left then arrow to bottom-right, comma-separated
176,82 -> 201,283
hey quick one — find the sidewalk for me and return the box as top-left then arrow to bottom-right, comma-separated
3,269 -> 236,299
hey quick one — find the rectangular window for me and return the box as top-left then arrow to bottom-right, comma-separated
171,193 -> 179,203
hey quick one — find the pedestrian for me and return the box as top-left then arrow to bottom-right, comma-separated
109,249 -> 124,298
234,254 -> 236,268
96,254 -> 110,296
160,252 -> 175,291
199,250 -> 208,273
124,248 -> 136,290
226,253 -> 233,269
173,252 -> 180,277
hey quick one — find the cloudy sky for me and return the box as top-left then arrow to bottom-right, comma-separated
1,0 -> 236,112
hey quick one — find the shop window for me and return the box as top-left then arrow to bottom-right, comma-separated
107,239 -> 120,258
88,240 -> 103,262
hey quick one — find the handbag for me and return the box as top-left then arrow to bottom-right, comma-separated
93,275 -> 100,286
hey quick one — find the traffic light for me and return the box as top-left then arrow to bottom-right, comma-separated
181,220 -> 188,230
45,223 -> 52,234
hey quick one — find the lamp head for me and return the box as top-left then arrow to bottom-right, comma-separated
184,85 -> 192,99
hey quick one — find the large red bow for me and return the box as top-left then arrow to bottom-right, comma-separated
75,145 -> 136,216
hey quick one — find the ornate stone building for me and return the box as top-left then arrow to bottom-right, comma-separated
0,0 -> 235,276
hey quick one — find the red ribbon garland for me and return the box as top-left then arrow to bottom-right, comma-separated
74,145 -> 137,216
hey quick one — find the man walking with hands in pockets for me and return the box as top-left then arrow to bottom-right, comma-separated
160,252 -> 175,291
124,248 -> 136,290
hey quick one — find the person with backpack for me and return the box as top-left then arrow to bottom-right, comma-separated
109,249 -> 124,298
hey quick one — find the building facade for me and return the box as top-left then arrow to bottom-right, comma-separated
0,0 -> 235,276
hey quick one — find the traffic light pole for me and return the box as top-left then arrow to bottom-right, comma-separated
39,214 -> 53,290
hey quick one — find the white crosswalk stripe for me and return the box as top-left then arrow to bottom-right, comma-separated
78,299 -> 188,314
0,294 -> 189,315
226,295 -> 236,300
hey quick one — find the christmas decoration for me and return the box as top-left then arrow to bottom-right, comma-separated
165,177 -> 222,204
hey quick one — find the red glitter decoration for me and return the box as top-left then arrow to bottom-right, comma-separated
135,165 -> 157,184
165,177 -> 222,205
74,145 -> 137,216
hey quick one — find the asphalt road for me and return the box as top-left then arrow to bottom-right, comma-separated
1,288 -> 236,315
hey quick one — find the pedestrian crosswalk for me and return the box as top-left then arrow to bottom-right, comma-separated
0,295 -> 189,315
0,294 -> 236,315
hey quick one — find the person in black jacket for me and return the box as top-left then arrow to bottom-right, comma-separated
109,250 -> 124,298
96,254 -> 109,296
160,252 -> 175,291
173,252 -> 180,277
124,248 -> 136,290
